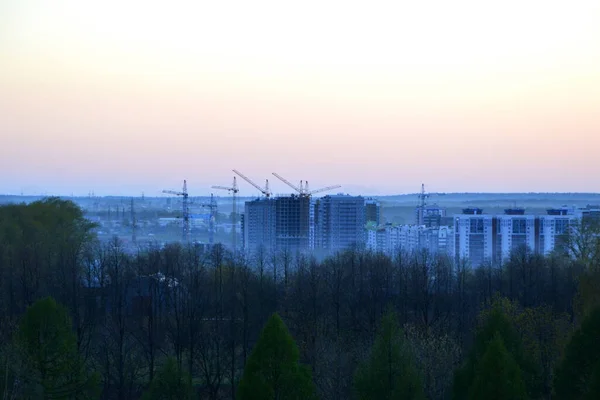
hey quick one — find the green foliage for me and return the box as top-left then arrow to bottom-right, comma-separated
237,313 -> 317,400
453,298 -> 540,400
16,297 -> 99,400
468,333 -> 528,400
554,306 -> 600,399
587,362 -> 600,400
354,310 -> 425,400
142,357 -> 193,400
0,198 -> 97,317
515,305 -> 571,396
575,270 -> 600,321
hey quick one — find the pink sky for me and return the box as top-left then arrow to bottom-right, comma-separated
1,0 -> 600,196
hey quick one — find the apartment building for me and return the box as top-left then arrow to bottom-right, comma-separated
315,194 -> 366,252
242,198 -> 276,252
454,207 -> 577,267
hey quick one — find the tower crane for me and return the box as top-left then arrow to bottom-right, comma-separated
130,197 -> 137,245
212,177 -> 239,253
418,183 -> 429,210
272,172 -> 341,197
199,193 -> 218,245
416,183 -> 442,225
233,169 -> 271,198
162,180 -> 190,243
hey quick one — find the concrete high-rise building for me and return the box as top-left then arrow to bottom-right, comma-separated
496,208 -> 536,263
539,207 -> 574,256
366,223 -> 454,257
275,195 -> 311,252
454,208 -> 494,267
416,204 -> 447,227
454,207 -> 577,267
243,198 -> 276,252
316,194 -> 366,252
365,198 -> 381,225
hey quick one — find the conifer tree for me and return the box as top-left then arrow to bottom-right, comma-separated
237,313 -> 317,400
453,299 -> 539,400
554,306 -> 600,399
354,310 -> 425,400
468,333 -> 528,400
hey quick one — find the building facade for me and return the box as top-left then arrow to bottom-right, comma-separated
242,198 -> 276,252
315,194 -> 366,252
454,207 -> 577,267
416,204 -> 447,227
366,223 -> 454,257
274,195 -> 311,252
365,198 -> 381,225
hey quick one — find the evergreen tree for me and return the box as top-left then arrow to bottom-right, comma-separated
453,299 -> 539,400
554,306 -> 600,399
16,297 -> 99,399
354,310 -> 425,400
142,357 -> 193,400
468,333 -> 528,400
237,313 -> 317,400
586,362 -> 600,400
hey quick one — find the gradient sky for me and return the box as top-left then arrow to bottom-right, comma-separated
1,0 -> 600,197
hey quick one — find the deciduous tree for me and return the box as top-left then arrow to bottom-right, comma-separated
16,297 -> 99,399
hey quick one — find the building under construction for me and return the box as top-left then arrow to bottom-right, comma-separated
243,193 -> 372,254
274,194 -> 312,252
238,172 -> 343,254
241,194 -> 312,253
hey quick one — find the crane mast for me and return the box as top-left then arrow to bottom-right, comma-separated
199,193 -> 218,245
162,180 -> 190,243
212,177 -> 239,253
130,197 -> 137,245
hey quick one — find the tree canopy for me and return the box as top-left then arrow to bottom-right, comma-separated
141,357 -> 193,400
453,298 -> 539,399
354,309 -> 425,400
468,333 -> 527,400
554,306 -> 600,399
237,313 -> 317,400
16,296 -> 99,399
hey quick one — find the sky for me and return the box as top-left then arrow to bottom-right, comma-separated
1,0 -> 600,197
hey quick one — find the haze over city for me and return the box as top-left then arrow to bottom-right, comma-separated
2,0 -> 600,196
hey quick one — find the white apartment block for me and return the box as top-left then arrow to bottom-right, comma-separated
366,224 -> 454,257
454,207 -> 580,267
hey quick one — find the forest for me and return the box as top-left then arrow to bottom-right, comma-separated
1,198 -> 600,399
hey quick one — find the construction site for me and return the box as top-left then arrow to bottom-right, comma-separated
35,171 -> 342,254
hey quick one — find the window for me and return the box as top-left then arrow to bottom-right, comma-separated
470,218 -> 484,233
512,219 -> 526,234
555,219 -> 569,235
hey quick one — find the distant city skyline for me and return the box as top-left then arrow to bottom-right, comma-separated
2,0 -> 600,196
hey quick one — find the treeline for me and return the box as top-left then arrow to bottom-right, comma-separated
1,198 -> 600,399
